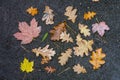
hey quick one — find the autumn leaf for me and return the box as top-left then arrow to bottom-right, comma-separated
92,21 -> 110,37
42,6 -> 54,25
41,57 -> 50,64
41,32 -> 48,42
58,48 -> 72,66
78,23 -> 91,37
26,7 -> 38,16
50,22 -> 66,41
60,31 -> 73,43
73,64 -> 87,74
20,58 -> 34,73
73,34 -> 94,57
84,11 -> 96,20
89,48 -> 106,70
44,66 -> 56,73
32,45 -> 56,60
13,18 -> 41,44
92,0 -> 99,2
64,6 -> 77,23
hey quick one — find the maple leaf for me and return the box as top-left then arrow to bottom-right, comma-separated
64,6 -> 77,23
50,22 -> 66,41
73,34 -> 93,57
14,18 -> 41,44
26,7 -> 38,16
89,48 -> 106,70
92,21 -> 110,37
32,45 -> 56,60
58,48 -> 72,66
20,58 -> 34,73
73,64 -> 87,74
42,6 -> 54,25
78,23 -> 91,37
84,11 -> 96,20
44,66 -> 56,73
60,31 -> 73,43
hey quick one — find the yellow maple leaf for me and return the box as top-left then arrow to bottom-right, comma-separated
78,23 -> 91,37
89,48 -> 106,70
20,58 -> 34,73
26,7 -> 38,16
84,11 -> 96,20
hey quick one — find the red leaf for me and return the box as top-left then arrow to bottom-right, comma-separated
14,18 -> 41,44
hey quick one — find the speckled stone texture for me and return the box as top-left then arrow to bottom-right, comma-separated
0,0 -> 120,80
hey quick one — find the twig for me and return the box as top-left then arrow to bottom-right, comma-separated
66,24 -> 76,34
20,45 -> 30,53
57,67 -> 71,75
96,17 -> 99,23
22,73 -> 26,80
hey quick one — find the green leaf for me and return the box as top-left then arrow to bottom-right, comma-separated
41,33 -> 48,42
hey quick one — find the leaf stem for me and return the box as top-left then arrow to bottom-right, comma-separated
22,73 -> 26,80
96,17 -> 99,23
20,45 -> 30,53
57,67 -> 71,75
66,24 -> 76,34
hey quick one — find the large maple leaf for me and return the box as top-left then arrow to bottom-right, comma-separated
92,21 -> 110,37
14,18 -> 41,44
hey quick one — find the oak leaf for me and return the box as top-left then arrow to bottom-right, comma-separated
58,49 -> 72,66
89,48 -> 106,70
32,45 -> 56,60
73,34 -> 93,57
64,6 -> 77,23
13,18 -> 41,44
20,58 -> 34,73
41,57 -> 50,64
84,11 -> 96,20
73,64 -> 87,74
78,23 -> 91,37
26,7 -> 38,16
42,6 -> 54,25
50,22 -> 66,41
44,66 -> 56,73
92,21 -> 110,37
60,31 -> 73,43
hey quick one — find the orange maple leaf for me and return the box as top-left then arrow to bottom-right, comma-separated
84,11 -> 96,20
26,7 -> 38,16
89,48 -> 106,70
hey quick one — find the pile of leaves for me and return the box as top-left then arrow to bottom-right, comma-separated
13,1 -> 110,79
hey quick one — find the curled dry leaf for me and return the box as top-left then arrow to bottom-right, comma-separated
41,57 -> 50,64
14,18 -> 41,44
73,64 -> 87,74
58,48 -> 72,66
42,6 -> 54,25
50,22 -> 66,41
84,11 -> 96,20
78,23 -> 90,37
60,31 -> 73,43
89,48 -> 106,70
44,66 -> 56,73
26,7 -> 38,16
73,34 -> 93,57
32,45 -> 56,60
64,6 -> 77,23
92,21 -> 110,37
92,0 -> 99,2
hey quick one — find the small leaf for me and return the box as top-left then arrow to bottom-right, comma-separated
41,33 -> 48,42
20,58 -> 34,73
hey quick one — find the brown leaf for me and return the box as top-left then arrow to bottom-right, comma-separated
44,66 -> 56,73
73,64 -> 87,74
50,22 -> 66,41
58,48 -> 72,66
64,6 -> 77,23
41,57 -> 50,64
